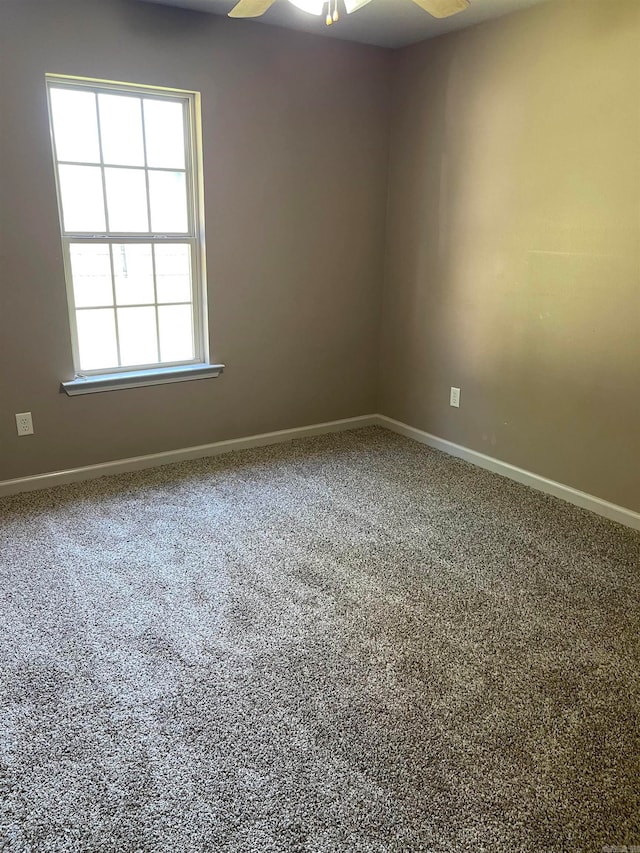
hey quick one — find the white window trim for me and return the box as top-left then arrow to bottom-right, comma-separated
46,74 -> 223,394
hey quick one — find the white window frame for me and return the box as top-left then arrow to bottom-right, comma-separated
46,74 -> 219,393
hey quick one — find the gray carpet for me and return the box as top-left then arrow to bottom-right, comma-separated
1,426 -> 639,852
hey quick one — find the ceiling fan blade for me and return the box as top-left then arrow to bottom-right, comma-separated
409,0 -> 470,18
228,0 -> 277,18
344,0 -> 374,12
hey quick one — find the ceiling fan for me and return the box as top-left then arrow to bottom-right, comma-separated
228,0 -> 470,27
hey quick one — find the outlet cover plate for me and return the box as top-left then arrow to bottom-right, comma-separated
16,412 -> 34,436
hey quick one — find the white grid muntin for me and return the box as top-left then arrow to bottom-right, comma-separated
46,74 -> 209,376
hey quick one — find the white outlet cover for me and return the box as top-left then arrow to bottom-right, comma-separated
15,412 -> 34,436
450,387 -> 461,408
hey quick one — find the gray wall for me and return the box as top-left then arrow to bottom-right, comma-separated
1,0 -> 639,515
379,0 -> 640,512
0,0 -> 390,480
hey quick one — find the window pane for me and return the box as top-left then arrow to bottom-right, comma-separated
104,168 -> 149,232
58,165 -> 106,232
98,94 -> 144,167
158,304 -> 194,363
149,171 -> 188,232
155,244 -> 191,303
69,244 -> 113,308
113,244 -> 154,305
143,99 -> 185,169
76,308 -> 118,370
50,88 -> 100,164
117,307 -> 158,366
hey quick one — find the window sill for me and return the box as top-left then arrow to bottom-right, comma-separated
61,363 -> 224,396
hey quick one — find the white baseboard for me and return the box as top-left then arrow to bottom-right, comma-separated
375,414 -> 640,532
0,415 -> 377,498
2,411 -> 638,533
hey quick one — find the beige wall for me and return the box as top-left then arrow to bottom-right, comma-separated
379,0 -> 640,512
0,0 -> 390,480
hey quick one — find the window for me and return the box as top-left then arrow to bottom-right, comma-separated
46,75 -> 220,393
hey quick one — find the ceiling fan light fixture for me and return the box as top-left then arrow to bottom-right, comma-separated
288,0 -> 325,15
289,0 -> 344,25
228,0 -> 470,24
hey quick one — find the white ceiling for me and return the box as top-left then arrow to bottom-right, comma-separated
139,0 -> 551,49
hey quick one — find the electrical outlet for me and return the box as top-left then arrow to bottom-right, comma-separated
450,387 -> 461,408
15,412 -> 34,436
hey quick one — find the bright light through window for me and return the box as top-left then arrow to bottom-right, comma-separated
47,76 -> 207,375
